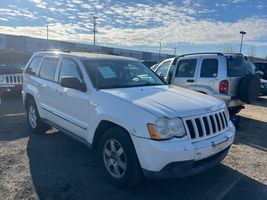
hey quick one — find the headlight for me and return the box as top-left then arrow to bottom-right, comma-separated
147,117 -> 186,140
0,76 -> 4,82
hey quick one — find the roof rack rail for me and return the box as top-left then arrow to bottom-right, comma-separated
178,52 -> 224,57
224,53 -> 244,56
41,48 -> 71,53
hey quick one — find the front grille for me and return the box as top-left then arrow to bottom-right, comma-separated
184,110 -> 228,141
4,74 -> 23,84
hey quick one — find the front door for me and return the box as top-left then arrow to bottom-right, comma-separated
172,58 -> 198,88
53,58 -> 89,139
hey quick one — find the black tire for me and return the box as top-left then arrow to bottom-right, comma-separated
238,75 -> 260,104
26,99 -> 50,134
230,114 -> 240,130
97,127 -> 143,188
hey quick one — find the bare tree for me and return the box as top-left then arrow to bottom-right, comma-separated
223,45 -> 236,53
249,45 -> 257,57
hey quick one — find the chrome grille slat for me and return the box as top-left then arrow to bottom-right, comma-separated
199,118 -> 206,137
219,113 -> 225,129
212,115 -> 218,133
222,112 -> 228,127
216,113 -> 222,131
191,120 -> 199,139
206,116 -> 213,135
220,112 -> 226,128
183,110 -> 229,141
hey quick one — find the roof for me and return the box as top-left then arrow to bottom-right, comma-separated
34,50 -> 138,61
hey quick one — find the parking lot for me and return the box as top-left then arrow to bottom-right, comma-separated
0,94 -> 266,200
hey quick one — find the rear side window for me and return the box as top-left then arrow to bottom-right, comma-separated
200,59 -> 218,78
175,59 -> 197,77
39,58 -> 58,81
25,56 -> 42,75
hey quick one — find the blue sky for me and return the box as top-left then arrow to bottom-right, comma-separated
0,0 -> 267,57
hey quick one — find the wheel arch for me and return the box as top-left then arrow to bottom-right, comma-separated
24,93 -> 35,108
92,120 -> 131,149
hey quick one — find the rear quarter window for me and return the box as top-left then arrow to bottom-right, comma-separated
227,56 -> 254,77
25,56 -> 42,75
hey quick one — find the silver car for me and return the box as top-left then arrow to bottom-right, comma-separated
154,52 -> 260,115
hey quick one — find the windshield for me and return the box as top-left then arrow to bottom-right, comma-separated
83,59 -> 165,89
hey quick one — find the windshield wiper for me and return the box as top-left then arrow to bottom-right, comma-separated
100,82 -> 164,89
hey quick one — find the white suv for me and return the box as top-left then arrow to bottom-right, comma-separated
22,50 -> 235,188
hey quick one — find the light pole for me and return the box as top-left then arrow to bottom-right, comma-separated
93,16 -> 98,46
239,31 -> 246,53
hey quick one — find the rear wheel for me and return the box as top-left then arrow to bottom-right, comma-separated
98,127 -> 143,188
26,99 -> 50,134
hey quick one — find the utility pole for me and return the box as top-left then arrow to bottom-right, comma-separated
93,16 -> 98,46
174,47 -> 176,56
158,42 -> 161,63
239,31 -> 246,53
46,25 -> 49,48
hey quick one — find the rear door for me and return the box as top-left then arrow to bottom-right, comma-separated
38,56 -> 60,121
172,58 -> 198,88
197,57 -> 220,92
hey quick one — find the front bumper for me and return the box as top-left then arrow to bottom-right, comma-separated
0,84 -> 22,94
131,122 -> 235,178
143,146 -> 230,178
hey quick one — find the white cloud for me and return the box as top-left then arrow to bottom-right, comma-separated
29,0 -> 47,9
0,0 -> 266,52
231,0 -> 246,4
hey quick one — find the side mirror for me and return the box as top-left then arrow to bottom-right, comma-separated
60,77 -> 86,92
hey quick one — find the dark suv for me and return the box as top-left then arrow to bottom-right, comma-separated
0,50 -> 31,96
254,62 -> 267,80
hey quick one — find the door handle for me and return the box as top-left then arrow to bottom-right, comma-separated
187,79 -> 195,83
55,89 -> 63,95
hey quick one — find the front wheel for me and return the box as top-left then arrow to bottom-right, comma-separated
26,99 -> 50,134
98,127 -> 143,188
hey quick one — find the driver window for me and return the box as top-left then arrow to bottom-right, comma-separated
58,58 -> 84,83
175,59 -> 197,77
156,60 -> 171,77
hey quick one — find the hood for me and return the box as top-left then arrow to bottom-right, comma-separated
0,67 -> 23,74
101,85 -> 225,118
